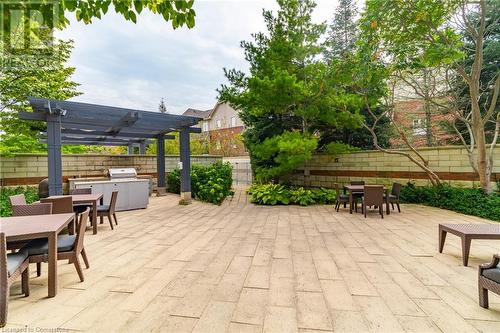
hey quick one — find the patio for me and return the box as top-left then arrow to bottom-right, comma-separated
4,188 -> 500,332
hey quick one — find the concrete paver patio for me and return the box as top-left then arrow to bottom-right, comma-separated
5,188 -> 500,332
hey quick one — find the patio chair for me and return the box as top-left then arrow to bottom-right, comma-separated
70,188 -> 92,215
350,180 -> 365,211
334,183 -> 349,212
8,194 -> 26,206
1,232 -> 30,328
10,203 -> 53,277
361,185 -> 384,219
384,182 -> 402,212
11,203 -> 52,217
22,208 -> 90,283
94,191 -> 118,230
40,196 -> 74,214
71,188 -> 92,195
478,254 -> 500,309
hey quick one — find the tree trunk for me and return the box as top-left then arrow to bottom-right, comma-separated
473,118 -> 492,193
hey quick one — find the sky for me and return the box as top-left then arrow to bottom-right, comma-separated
56,0 -> 342,115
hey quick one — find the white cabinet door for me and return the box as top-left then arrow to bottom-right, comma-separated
112,182 -> 129,211
128,181 -> 149,209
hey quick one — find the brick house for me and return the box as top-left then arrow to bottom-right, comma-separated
183,103 -> 247,156
390,99 -> 458,148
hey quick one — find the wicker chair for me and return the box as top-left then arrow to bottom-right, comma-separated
10,203 -> 53,277
1,232 -> 30,328
71,188 -> 92,195
11,203 -> 52,217
350,181 -> 365,211
361,185 -> 384,219
40,196 -> 74,214
478,254 -> 500,308
95,191 -> 118,230
22,208 -> 90,283
384,182 -> 402,212
334,183 -> 349,212
71,188 -> 92,214
8,194 -> 26,206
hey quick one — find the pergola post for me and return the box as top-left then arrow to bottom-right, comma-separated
179,127 -> 191,204
127,143 -> 134,155
139,141 -> 146,154
46,113 -> 63,195
156,134 -> 166,195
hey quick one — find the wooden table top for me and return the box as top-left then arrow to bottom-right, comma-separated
48,193 -> 103,203
1,213 -> 75,241
343,185 -> 386,191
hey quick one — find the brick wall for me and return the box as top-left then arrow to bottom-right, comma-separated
0,154 -> 222,189
289,146 -> 500,189
391,100 -> 458,148
209,126 -> 247,157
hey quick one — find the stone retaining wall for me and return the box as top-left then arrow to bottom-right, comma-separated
289,146 -> 500,188
0,154 -> 222,189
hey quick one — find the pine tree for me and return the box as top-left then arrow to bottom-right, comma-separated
159,98 -> 168,113
325,0 -> 358,60
219,0 -> 363,182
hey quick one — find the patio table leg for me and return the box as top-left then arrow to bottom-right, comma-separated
349,192 -> 353,214
48,232 -> 57,297
461,236 -> 471,266
92,201 -> 97,235
438,227 -> 447,253
385,189 -> 390,215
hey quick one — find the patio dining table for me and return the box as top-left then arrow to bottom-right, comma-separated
343,185 -> 390,215
47,193 -> 103,234
1,213 -> 75,297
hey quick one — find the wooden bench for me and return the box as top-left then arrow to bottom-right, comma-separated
438,223 -> 500,266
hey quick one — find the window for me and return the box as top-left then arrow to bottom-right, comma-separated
215,140 -> 221,150
216,119 -> 222,128
202,122 -> 209,132
231,117 -> 236,127
412,118 -> 427,135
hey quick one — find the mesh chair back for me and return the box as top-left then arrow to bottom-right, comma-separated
71,188 -> 92,195
108,191 -> 118,214
350,180 -> 365,185
9,194 -> 26,206
75,208 -> 90,254
363,185 -> 384,206
391,183 -> 402,197
40,197 -> 73,214
12,203 -> 52,216
335,183 -> 343,200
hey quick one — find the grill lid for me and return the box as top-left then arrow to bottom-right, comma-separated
108,168 -> 137,179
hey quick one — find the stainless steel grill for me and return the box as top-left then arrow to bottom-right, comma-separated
108,168 -> 138,179
74,167 -> 149,211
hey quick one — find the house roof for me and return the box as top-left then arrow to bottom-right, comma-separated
183,108 -> 212,119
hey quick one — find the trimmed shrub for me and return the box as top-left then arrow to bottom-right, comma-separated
1,186 -> 39,217
168,162 -> 234,205
400,183 -> 500,221
247,184 -> 336,206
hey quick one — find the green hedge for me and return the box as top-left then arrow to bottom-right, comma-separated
167,162 -> 234,205
1,186 -> 39,217
247,184 -> 336,206
400,183 -> 500,221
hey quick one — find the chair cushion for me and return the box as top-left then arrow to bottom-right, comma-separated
96,205 -> 110,212
7,251 -> 28,277
22,235 -> 77,256
483,267 -> 500,283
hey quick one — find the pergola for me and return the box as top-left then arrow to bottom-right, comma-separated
20,98 -> 203,202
